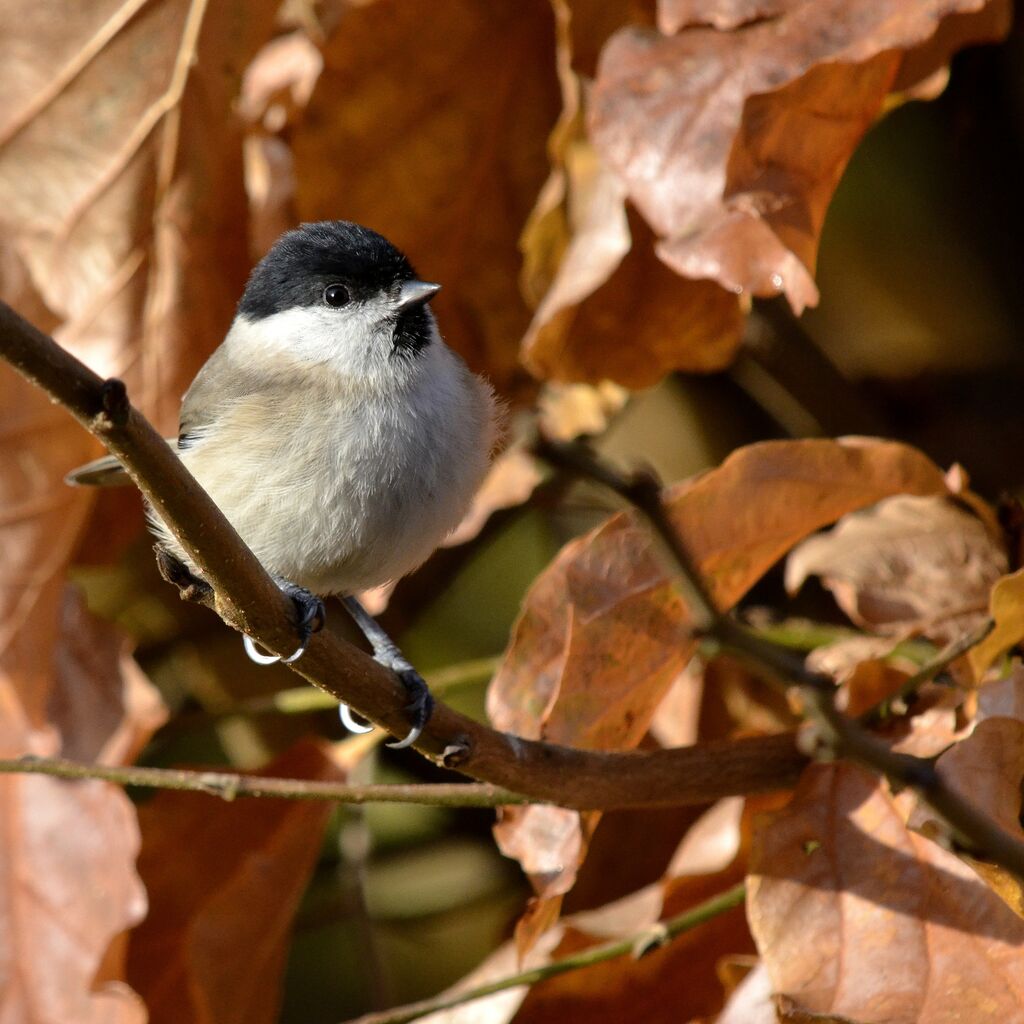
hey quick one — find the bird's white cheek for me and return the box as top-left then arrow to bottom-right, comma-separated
229,306 -> 390,370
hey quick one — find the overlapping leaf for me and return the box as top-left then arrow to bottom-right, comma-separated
590,0 -> 1012,311
0,591 -> 164,1024
748,763 -> 1024,1022
0,2 -> 277,1016
292,0 -> 562,395
490,438 -> 951,932
127,740 -> 343,1024
786,494 -> 1006,642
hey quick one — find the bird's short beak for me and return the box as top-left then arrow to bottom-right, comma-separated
395,280 -> 441,312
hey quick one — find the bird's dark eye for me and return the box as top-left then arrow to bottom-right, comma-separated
323,284 -> 350,308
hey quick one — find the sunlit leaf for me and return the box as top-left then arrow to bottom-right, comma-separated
749,762 -> 1024,1022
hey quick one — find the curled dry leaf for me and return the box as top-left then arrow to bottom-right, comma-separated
786,494 -> 1006,643
748,763 -> 1024,1023
519,0 -> 743,387
127,740 -> 343,1024
969,566 -> 1024,681
490,437 -> 949,931
292,0 -> 561,395
589,0 -> 1011,316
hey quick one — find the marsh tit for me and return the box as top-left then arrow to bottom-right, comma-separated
68,221 -> 499,747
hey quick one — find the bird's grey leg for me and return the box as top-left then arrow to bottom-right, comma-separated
340,595 -> 433,749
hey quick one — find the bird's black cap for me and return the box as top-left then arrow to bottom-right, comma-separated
238,221 -> 419,321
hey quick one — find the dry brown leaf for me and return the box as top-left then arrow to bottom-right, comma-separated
127,740 -> 343,1024
658,0 -> 784,33
969,567 -> 1024,681
510,799 -> 762,1024
648,661 -> 703,748
513,874 -> 751,1024
444,447 -> 543,549
490,438 -> 948,744
489,439 -> 949,924
936,717 -> 1024,836
0,590 -> 164,1024
239,31 -> 324,256
978,664 -> 1024,720
804,635 -> 907,682
748,762 -> 1024,1023
589,0 -> 1011,315
889,701 -> 969,759
519,0 -> 743,387
930,717 -> 1024,917
419,926 -> 566,1024
537,381 -> 630,441
786,494 -> 1006,642
716,962 -> 776,1024
834,658 -> 911,718
665,796 -> 744,877
292,0 -> 561,395
1,8 -> 277,1015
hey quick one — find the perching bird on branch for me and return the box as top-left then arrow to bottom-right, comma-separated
67,221 -> 499,747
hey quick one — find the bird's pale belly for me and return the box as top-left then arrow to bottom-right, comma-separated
182,408 -> 478,596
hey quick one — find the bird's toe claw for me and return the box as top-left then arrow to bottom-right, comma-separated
386,668 -> 433,749
339,703 -> 375,734
242,583 -> 325,666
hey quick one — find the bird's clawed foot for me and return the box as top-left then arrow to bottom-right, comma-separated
382,657 -> 434,750
339,595 -> 434,749
155,547 -> 214,605
242,580 -> 325,666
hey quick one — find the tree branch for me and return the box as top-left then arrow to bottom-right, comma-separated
0,300 -> 807,809
0,755 -> 526,806
533,437 -> 1024,879
340,882 -> 747,1024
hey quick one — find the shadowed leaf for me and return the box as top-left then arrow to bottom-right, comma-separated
749,762 -> 1024,1022
127,740 -> 343,1024
0,591 -> 163,1024
293,0 -> 561,396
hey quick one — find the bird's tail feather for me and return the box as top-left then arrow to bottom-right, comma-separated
65,453 -> 131,487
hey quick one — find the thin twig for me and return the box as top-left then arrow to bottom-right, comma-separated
0,755 -> 529,806
340,882 -> 747,1024
534,436 -> 1024,880
0,300 -> 808,808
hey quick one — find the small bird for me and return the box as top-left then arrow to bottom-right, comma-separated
68,221 -> 499,746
